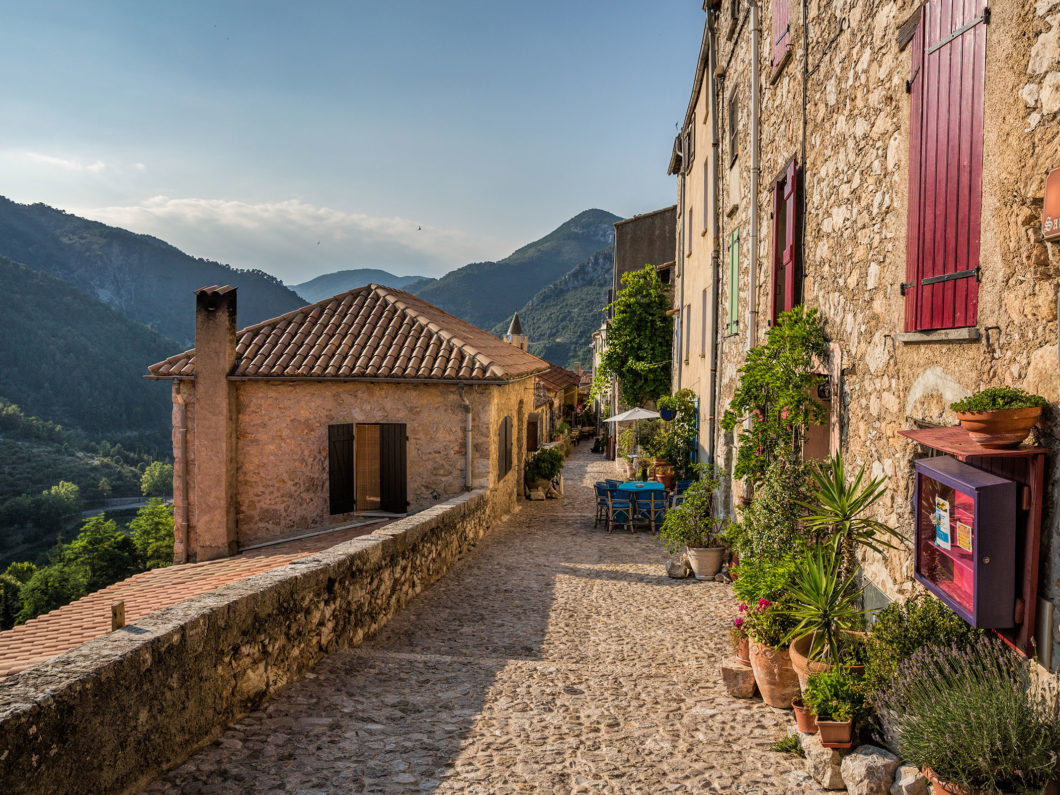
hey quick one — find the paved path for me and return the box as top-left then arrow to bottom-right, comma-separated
145,448 -> 818,794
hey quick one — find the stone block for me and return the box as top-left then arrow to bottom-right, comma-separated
528,489 -> 546,501
889,764 -> 927,795
841,745 -> 899,795
666,554 -> 691,578
800,731 -> 851,790
720,662 -> 757,698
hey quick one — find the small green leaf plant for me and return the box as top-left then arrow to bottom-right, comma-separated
524,447 -> 564,483
804,666 -> 868,723
950,386 -> 1048,413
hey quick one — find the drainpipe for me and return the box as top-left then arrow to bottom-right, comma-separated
676,141 -> 686,391
707,6 -> 721,464
458,382 -> 472,490
173,382 -> 189,564
748,0 -> 761,352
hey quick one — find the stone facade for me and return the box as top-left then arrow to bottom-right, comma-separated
673,1 -> 1060,663
0,487 -> 513,794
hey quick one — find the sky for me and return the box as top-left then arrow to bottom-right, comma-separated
0,1 -> 705,283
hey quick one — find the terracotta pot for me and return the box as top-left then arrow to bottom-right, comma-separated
791,697 -> 818,734
921,768 -> 976,795
789,631 -> 866,692
686,546 -> 725,580
736,636 -> 751,666
956,406 -> 1042,449
749,642 -> 800,708
817,719 -> 854,748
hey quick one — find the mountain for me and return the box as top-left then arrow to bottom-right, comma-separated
410,209 -> 619,331
0,255 -> 175,448
290,269 -> 435,304
491,245 -> 612,369
0,197 -> 306,346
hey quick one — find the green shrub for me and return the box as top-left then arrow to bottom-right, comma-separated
804,666 -> 868,722
655,463 -> 724,552
863,595 -> 980,693
727,457 -> 817,561
524,447 -> 564,483
732,554 -> 798,606
950,386 -> 1048,413
741,596 -> 798,649
875,636 -> 1060,793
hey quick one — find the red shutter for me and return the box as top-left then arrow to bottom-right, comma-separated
771,179 -> 784,323
773,0 -> 791,69
907,0 -> 986,331
783,158 -> 798,313
904,17 -> 924,331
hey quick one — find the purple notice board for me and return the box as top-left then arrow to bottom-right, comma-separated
913,456 -> 1017,628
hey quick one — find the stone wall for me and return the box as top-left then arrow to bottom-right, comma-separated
0,486 -> 512,795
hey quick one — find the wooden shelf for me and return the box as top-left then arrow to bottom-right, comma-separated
899,426 -> 1047,461
927,539 -> 974,570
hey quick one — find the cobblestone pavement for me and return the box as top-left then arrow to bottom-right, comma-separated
145,448 -> 820,794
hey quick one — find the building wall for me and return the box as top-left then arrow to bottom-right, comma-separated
682,1 -> 1060,662
613,206 -> 678,291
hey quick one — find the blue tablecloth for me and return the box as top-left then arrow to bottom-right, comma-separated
618,481 -> 666,493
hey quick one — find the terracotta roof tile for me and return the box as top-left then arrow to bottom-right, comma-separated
148,285 -> 549,383
535,363 -> 581,393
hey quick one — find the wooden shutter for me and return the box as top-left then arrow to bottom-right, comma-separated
328,423 -> 354,515
905,0 -> 986,331
772,0 -> 791,70
498,416 -> 513,479
728,230 -> 739,334
782,158 -> 799,314
379,423 -> 407,513
527,418 -> 538,453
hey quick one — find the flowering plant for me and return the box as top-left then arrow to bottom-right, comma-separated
728,605 -> 749,648
741,597 -> 797,649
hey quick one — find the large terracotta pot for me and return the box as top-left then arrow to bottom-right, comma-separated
686,546 -> 725,580
921,769 -> 1055,795
789,631 -> 866,692
749,642 -> 800,708
956,406 -> 1042,449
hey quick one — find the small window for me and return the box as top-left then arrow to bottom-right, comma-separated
683,303 -> 692,362
498,416 -> 513,479
728,91 -> 738,166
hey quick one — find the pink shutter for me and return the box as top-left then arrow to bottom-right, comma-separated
770,180 -> 784,323
909,0 -> 986,331
773,0 -> 791,69
904,17 -> 924,331
783,159 -> 798,313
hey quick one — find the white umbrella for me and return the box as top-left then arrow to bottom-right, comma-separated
604,407 -> 661,459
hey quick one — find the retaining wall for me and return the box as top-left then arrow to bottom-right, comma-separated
0,488 -> 505,794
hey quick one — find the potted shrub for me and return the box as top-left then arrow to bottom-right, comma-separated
950,386 -> 1048,449
874,636 -> 1060,793
655,464 -> 725,579
730,608 -> 750,666
791,695 -> 818,734
783,537 -> 866,691
803,666 -> 866,748
524,447 -> 564,492
743,597 -> 801,709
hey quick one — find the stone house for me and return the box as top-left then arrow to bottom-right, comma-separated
669,1 -> 1060,663
148,284 -> 547,563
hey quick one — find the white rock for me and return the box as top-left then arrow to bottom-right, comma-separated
1022,83 -> 1041,107
1028,27 -> 1060,75
841,745 -> 900,795
890,763 -> 927,795
1039,72 -> 1060,114
800,731 -> 849,790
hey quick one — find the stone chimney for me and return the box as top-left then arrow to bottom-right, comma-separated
192,285 -> 238,561
505,312 -> 528,351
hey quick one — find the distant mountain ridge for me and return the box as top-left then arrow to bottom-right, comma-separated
0,196 -> 306,346
290,269 -> 435,304
410,209 -> 620,331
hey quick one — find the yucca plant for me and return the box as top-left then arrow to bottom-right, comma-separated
782,537 -> 863,665
802,453 -> 903,577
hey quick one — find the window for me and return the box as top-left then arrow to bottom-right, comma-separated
687,207 -> 693,255
328,422 -> 407,515
684,303 -> 692,361
703,161 -> 710,231
498,416 -> 513,479
728,91 -> 738,166
903,0 -> 986,332
700,288 -> 708,355
770,159 -> 800,324
728,230 -> 739,334
685,113 -> 695,173
772,0 -> 792,74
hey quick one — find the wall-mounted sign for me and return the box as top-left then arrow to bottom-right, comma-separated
1045,168 -> 1060,241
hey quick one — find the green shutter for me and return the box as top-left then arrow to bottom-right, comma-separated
728,230 -> 739,334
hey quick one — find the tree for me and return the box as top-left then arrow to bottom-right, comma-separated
3,561 -> 37,584
130,499 -> 175,569
63,515 -> 141,592
17,563 -> 87,623
599,265 -> 673,407
140,461 -> 174,498
33,481 -> 81,531
97,477 -> 112,498
0,574 -> 22,630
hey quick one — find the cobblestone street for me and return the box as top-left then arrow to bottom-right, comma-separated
145,447 -> 819,793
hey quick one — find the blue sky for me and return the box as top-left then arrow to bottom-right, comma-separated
0,1 -> 704,282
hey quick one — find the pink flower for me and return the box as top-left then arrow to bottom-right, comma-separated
734,616 -> 744,629
738,603 -> 748,613
757,598 -> 772,610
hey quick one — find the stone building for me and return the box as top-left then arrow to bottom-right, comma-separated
148,284 -> 547,563
670,0 -> 1060,663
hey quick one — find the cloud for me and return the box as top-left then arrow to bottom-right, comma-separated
26,152 -> 106,173
74,196 -> 503,282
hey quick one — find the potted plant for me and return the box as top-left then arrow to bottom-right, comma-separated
655,464 -> 725,579
783,537 -> 866,691
730,608 -> 750,666
791,695 -> 818,734
950,386 -> 1048,449
803,666 -> 865,748
743,597 -> 801,709
524,447 -> 564,492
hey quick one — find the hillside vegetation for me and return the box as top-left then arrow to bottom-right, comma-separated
0,196 -> 306,345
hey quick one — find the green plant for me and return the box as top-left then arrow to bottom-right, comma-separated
802,453 -> 903,577
655,463 -> 724,552
732,554 -> 798,606
804,666 -> 868,722
950,386 -> 1048,413
741,596 -> 798,649
863,595 -> 981,693
875,636 -> 1060,793
524,447 -> 564,483
769,731 -> 805,757
727,457 -> 819,562
720,306 -> 828,487
599,266 -> 673,407
654,389 -> 698,479
782,537 -> 864,665
556,421 -> 571,436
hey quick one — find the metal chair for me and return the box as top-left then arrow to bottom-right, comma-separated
633,489 -> 668,533
605,488 -> 633,533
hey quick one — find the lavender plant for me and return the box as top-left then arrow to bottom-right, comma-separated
874,636 -> 1060,793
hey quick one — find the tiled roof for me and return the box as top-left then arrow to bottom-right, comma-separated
148,285 -> 550,383
0,522 -> 384,678
535,363 -> 581,393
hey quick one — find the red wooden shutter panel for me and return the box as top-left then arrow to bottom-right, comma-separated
773,0 -> 791,68
783,159 -> 798,314
771,180 -> 784,323
906,0 -> 986,331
